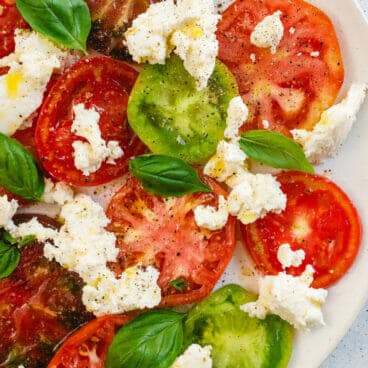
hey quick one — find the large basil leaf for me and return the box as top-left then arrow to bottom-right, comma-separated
16,0 -> 91,53
0,241 -> 20,279
106,310 -> 185,368
0,133 -> 45,201
239,130 -> 315,173
129,154 -> 211,197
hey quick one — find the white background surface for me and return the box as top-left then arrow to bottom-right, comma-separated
321,1 -> 368,367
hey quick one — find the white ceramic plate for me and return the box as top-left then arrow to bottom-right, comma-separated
21,1 -> 368,367
218,0 -> 368,367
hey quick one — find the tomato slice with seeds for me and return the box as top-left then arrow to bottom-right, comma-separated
35,56 -> 145,187
48,314 -> 132,368
0,0 -> 28,59
217,0 -> 344,136
241,171 -> 362,288
106,175 -> 236,306
0,216 -> 92,368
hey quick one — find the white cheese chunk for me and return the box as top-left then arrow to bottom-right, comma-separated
71,104 -> 124,176
226,169 -> 286,225
241,265 -> 328,330
40,194 -> 161,316
0,29 -> 67,135
0,195 -> 18,227
8,217 -> 58,242
194,195 -> 229,230
171,344 -> 213,368
250,11 -> 284,54
42,178 -> 74,205
83,264 -> 161,316
292,83 -> 367,163
204,140 -> 247,182
224,96 -> 249,141
214,0 -> 236,12
277,243 -> 305,269
125,0 -> 220,90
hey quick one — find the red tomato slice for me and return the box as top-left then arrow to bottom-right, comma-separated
241,171 -> 362,288
0,216 -> 92,367
0,0 -> 28,59
35,56 -> 145,187
48,314 -> 132,368
217,0 -> 344,136
106,175 -> 237,306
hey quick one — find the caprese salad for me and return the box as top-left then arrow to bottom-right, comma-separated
0,0 -> 366,367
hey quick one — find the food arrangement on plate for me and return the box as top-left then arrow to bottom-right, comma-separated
0,0 -> 366,367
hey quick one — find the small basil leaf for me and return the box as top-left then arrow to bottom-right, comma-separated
129,154 -> 211,198
239,130 -> 315,174
2,230 -> 18,245
107,309 -> 185,368
0,241 -> 20,279
16,0 -> 91,53
170,278 -> 188,292
0,133 -> 45,201
18,235 -> 37,249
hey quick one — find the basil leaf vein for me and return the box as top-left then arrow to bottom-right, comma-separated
0,134 -> 45,201
107,310 -> 185,368
239,130 -> 315,173
16,0 -> 91,53
129,154 -> 211,197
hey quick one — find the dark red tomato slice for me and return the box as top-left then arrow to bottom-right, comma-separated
48,314 -> 132,368
106,175 -> 236,306
217,0 -> 344,136
35,56 -> 145,187
0,216 -> 92,368
86,0 -> 158,58
241,171 -> 362,288
0,0 -> 28,59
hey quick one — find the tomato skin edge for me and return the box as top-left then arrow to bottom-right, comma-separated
241,171 -> 362,289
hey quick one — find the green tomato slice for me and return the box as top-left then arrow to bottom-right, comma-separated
184,284 -> 293,368
127,56 -> 238,164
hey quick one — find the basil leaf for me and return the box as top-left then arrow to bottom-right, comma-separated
2,230 -> 18,245
0,133 -> 45,201
107,309 -> 185,368
0,241 -> 20,279
16,0 -> 91,53
170,278 -> 188,292
239,130 -> 315,174
18,235 -> 37,249
129,155 -> 211,198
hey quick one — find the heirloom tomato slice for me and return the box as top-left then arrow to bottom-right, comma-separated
241,171 -> 362,288
0,216 -> 92,368
35,57 -> 145,187
217,0 -> 344,136
107,175 -> 236,306
48,314 -> 132,368
0,0 -> 28,59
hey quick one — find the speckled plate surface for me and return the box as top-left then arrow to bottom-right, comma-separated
218,0 -> 368,367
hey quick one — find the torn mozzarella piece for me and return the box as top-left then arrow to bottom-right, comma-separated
224,96 -> 249,141
71,104 -> 124,176
277,243 -> 305,269
250,11 -> 284,54
226,169 -> 286,225
194,195 -> 229,230
203,140 -> 247,182
291,83 -> 368,164
171,344 -> 212,368
241,265 -> 328,330
42,178 -> 74,205
0,195 -> 18,227
0,29 -> 67,135
125,0 -> 220,90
